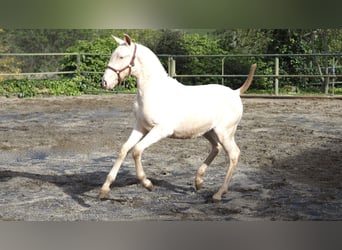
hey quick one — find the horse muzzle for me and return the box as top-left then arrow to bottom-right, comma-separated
101,78 -> 114,90
101,79 -> 108,89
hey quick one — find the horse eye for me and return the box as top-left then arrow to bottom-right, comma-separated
119,56 -> 124,59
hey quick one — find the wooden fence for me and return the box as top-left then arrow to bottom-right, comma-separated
1,52 -> 342,95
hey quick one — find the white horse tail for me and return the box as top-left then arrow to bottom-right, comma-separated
239,63 -> 257,94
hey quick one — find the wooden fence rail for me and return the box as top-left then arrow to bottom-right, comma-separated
1,52 -> 342,95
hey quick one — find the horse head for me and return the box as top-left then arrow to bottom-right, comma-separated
102,34 -> 137,90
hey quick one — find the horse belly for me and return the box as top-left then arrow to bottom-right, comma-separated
171,119 -> 213,139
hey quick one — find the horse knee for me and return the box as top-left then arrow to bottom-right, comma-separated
226,143 -> 240,162
231,147 -> 240,163
132,145 -> 143,160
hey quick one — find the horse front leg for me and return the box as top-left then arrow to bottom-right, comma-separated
132,126 -> 172,191
99,127 -> 146,199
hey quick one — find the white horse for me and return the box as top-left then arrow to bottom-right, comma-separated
100,34 -> 256,202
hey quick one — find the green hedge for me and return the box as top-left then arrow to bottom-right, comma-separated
0,79 -> 85,97
0,78 -> 138,98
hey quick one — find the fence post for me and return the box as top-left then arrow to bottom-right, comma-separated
332,57 -> 335,96
168,56 -> 176,77
323,54 -> 331,95
76,53 -> 81,76
275,57 -> 279,95
167,56 -> 171,76
221,57 -> 225,85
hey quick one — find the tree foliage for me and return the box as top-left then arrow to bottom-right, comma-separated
180,33 -> 224,85
154,29 -> 187,73
1,29 -> 342,93
0,29 -> 22,81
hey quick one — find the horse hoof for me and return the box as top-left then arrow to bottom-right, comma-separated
195,176 -> 203,190
143,179 -> 154,191
212,193 -> 222,203
99,189 -> 110,200
195,179 -> 203,190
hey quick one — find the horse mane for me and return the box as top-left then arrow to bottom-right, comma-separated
136,43 -> 168,77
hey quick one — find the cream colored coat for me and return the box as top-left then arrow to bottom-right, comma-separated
100,35 -> 256,202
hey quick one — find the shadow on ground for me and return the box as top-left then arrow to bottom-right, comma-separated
0,168 -> 195,208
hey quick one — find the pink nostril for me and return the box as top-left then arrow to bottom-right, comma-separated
102,79 -> 107,88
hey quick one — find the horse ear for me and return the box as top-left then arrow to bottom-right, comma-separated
112,35 -> 124,45
123,34 -> 132,46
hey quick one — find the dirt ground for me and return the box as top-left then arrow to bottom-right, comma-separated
0,94 -> 341,221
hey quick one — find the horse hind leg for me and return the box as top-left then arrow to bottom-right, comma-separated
212,126 -> 240,202
195,130 -> 222,190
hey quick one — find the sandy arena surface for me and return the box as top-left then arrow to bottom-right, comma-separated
0,94 -> 341,221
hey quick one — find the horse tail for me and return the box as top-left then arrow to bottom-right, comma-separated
239,63 -> 257,94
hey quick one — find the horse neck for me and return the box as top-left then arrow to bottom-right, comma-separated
133,44 -> 168,90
